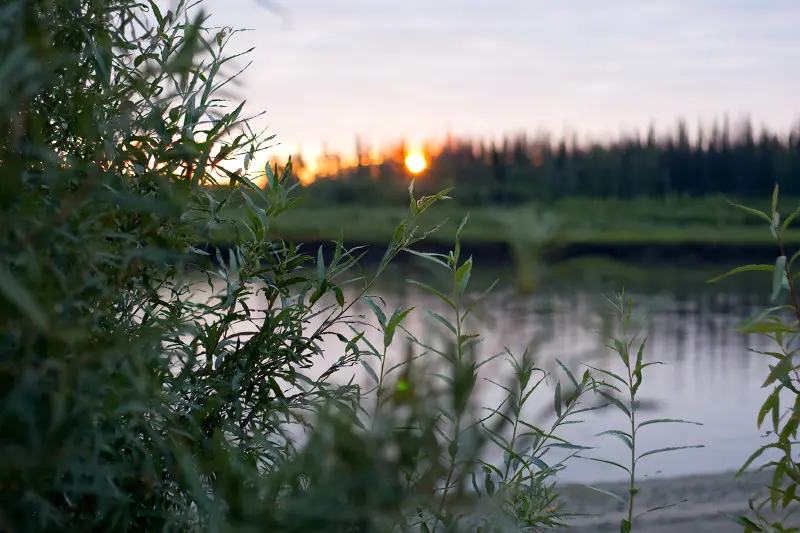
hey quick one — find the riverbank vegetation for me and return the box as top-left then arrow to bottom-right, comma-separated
289,112 -> 800,206
1,0 -> 796,532
209,197 -> 800,248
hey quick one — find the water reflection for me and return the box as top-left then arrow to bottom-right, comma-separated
186,260 -> 781,484
318,269 -> 777,484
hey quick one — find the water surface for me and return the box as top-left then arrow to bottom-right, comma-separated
200,257 -> 786,484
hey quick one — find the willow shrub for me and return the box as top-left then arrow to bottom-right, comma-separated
0,0 -> 703,532
710,186 -> 800,532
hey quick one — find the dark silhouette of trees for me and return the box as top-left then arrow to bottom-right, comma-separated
297,116 -> 800,206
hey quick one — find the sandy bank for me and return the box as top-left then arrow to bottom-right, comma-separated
557,470 -> 784,532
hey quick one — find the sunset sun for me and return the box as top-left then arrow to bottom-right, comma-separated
404,152 -> 427,174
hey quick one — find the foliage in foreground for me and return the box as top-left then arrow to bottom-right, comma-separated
0,1 -> 603,531
6,0 -> 788,532
710,187 -> 800,532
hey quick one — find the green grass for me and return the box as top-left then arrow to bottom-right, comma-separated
210,196 -> 800,247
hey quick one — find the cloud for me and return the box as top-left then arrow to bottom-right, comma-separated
198,0 -> 800,150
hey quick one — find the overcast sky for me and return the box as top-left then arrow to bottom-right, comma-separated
195,0 -> 800,156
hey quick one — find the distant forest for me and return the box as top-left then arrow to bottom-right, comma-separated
290,117 -> 800,206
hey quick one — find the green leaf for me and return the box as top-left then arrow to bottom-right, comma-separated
149,0 -> 164,25
455,257 -> 473,298
783,207 -> 800,230
554,381 -> 562,417
763,357 -> 794,389
635,500 -> 688,520
771,463 -> 786,511
631,338 -> 647,394
772,255 -> 787,301
637,418 -> 702,430
265,163 -> 276,189
334,286 -> 345,307
596,429 -> 633,449
636,445 -> 704,463
556,359 -> 579,390
426,310 -> 457,336
392,220 -> 408,245
779,414 -> 799,441
308,282 -> 326,306
456,213 -> 470,239
316,246 -> 325,281
736,443 -> 783,477
725,514 -> 763,531
620,518 -> 631,533
772,184 -> 780,215
614,338 -> 629,365
782,483 -> 797,508
728,201 -> 773,224
364,296 -> 387,328
771,212 -> 780,239
549,442 -> 592,451
757,390 -> 779,429
783,462 -> 800,485
597,390 -> 631,417
404,248 -> 449,269
708,264 -> 774,284
584,364 -> 627,386
0,264 -> 48,332
579,456 -> 631,474
448,440 -> 459,459
385,307 -> 414,348
407,279 -> 455,310
360,359 -> 379,384
737,305 -> 792,333
738,320 -> 796,335
583,485 -> 627,505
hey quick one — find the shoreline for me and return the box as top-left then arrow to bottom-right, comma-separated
207,197 -> 800,264
202,238 -> 788,266
557,469 -> 775,532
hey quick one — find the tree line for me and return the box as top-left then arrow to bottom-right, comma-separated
294,117 -> 800,206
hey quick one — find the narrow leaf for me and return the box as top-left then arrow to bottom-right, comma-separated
772,184 -> 780,216
577,456 -> 631,474
636,445 -> 704,463
708,264 -> 774,284
596,429 -> 633,450
360,360 -> 379,384
364,296 -> 387,328
316,246 -> 325,281
554,382 -> 562,417
455,257 -> 473,298
582,485 -> 627,505
762,356 -> 794,389
725,514 -> 763,531
637,418 -> 702,430
635,500 -> 688,519
772,255 -> 787,301
556,359 -> 579,389
598,390 -> 631,417
728,201 -> 773,224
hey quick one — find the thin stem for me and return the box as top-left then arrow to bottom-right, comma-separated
436,259 -> 465,529
373,344 -> 389,427
504,401 -> 521,481
776,235 -> 800,384
626,351 -> 637,528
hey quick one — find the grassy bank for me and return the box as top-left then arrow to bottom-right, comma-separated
211,196 -> 800,248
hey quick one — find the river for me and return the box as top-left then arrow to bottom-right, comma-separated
194,255 -> 785,485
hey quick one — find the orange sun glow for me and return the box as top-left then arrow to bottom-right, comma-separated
404,151 -> 427,174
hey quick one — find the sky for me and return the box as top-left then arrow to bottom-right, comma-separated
194,0 -> 800,158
